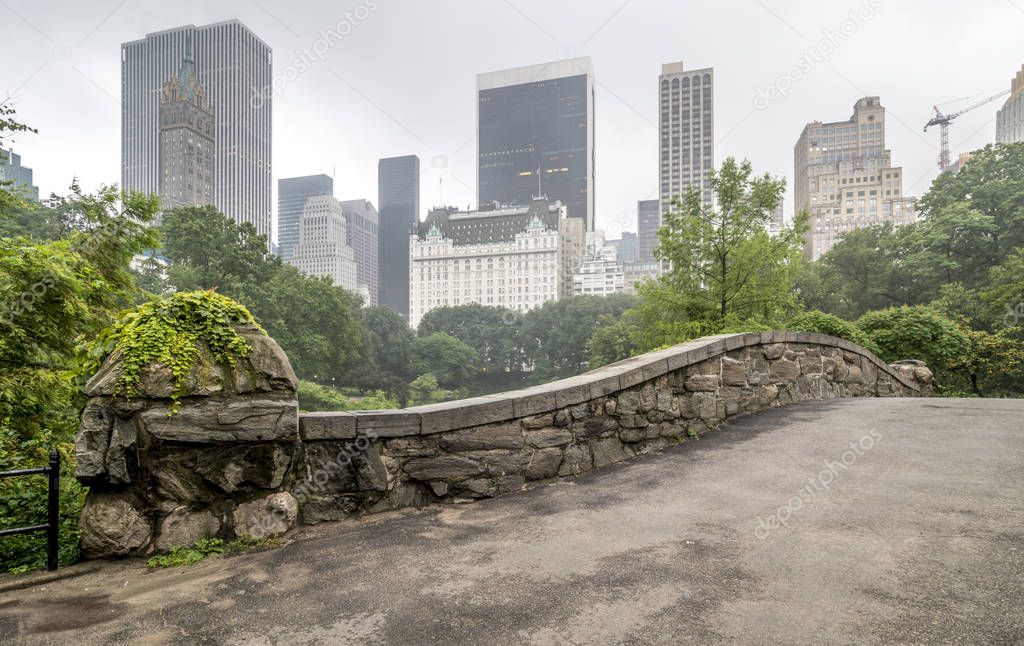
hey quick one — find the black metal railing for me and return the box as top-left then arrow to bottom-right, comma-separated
0,450 -> 60,571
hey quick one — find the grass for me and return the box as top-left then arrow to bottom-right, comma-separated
146,536 -> 285,569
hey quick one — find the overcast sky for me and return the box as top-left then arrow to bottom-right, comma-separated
2,0 -> 1020,240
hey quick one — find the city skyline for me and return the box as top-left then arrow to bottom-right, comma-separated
1,1 -> 1019,239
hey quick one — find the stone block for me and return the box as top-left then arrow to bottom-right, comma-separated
721,357 -> 748,386
300,412 -> 357,440
195,442 -> 295,493
686,374 -> 721,392
525,427 -> 573,448
79,492 -> 152,558
404,454 -> 484,481
591,438 -> 631,468
352,410 -> 420,437
770,358 -> 800,382
763,344 -> 786,360
139,398 -> 298,443
558,445 -> 593,476
525,448 -> 563,480
521,414 -> 554,430
417,396 -> 514,434
155,507 -> 220,551
439,422 -> 523,451
233,492 -> 298,539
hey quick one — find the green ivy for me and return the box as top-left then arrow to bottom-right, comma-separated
102,291 -> 263,405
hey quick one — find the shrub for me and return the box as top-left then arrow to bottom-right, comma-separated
856,306 -> 972,386
297,380 -> 398,412
786,310 -> 881,355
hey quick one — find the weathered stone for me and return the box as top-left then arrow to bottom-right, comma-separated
591,438 -> 631,468
300,496 -> 359,524
569,403 -> 591,420
525,427 -> 573,448
604,399 -> 617,415
577,416 -> 619,437
763,344 -> 786,360
799,354 -> 823,375
237,326 -> 300,392
194,443 -> 294,493
138,399 -> 299,443
105,417 -> 138,485
75,400 -> 114,483
770,358 -> 800,382
721,357 -> 747,386
354,444 -> 390,492
299,442 -> 358,493
404,454 -> 484,481
521,414 -> 554,430
155,507 -> 220,551
233,492 -> 298,538
618,427 -> 646,443
384,436 -> 437,458
429,481 -> 449,497
846,363 -> 864,383
638,384 -> 658,413
686,374 -> 721,392
457,478 -> 497,498
79,493 -> 152,558
525,448 -> 562,480
439,422 -> 522,451
558,445 -> 593,476
616,390 -> 640,414
475,450 -> 533,475
553,410 -> 571,427
618,414 -> 649,429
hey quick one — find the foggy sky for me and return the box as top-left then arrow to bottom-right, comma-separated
2,0 -> 1020,241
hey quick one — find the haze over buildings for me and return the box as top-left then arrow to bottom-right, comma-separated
289,194 -> 358,293
278,175 -> 335,262
0,149 -> 39,202
378,154 -> 420,320
157,48 -> 214,212
121,20 -> 272,239
997,65 -> 1024,144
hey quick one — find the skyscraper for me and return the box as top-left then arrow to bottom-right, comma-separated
477,57 -> 595,231
289,195 -> 358,293
340,199 -> 380,306
659,62 -> 714,217
158,48 -> 214,212
637,199 -> 661,264
378,155 -> 420,320
607,231 -> 638,265
795,97 -> 917,260
0,148 -> 39,202
122,21 -> 272,239
996,64 -> 1024,144
278,175 -> 334,261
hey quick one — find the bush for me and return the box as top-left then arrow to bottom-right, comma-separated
856,306 -> 972,386
0,471 -> 86,573
786,310 -> 881,355
297,380 -> 398,412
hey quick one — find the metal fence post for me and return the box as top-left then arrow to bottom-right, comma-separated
47,450 -> 59,571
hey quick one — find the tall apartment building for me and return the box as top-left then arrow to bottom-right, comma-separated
340,199 -> 380,306
477,57 -> 595,231
408,198 -> 584,329
278,175 -> 334,261
607,231 -> 638,264
289,195 -> 358,292
122,21 -> 272,239
637,198 -> 661,263
659,62 -> 714,219
795,97 -> 917,260
0,148 -> 39,202
996,65 -> 1024,144
378,155 -> 420,320
158,50 -> 214,212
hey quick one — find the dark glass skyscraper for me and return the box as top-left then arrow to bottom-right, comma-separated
477,58 -> 594,231
637,199 -> 661,264
378,155 -> 420,320
278,175 -> 334,261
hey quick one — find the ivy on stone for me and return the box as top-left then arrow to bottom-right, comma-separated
106,291 -> 263,404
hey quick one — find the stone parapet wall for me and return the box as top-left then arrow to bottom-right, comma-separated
75,331 -> 932,558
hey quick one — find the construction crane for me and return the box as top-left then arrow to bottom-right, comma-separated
924,89 -> 1010,171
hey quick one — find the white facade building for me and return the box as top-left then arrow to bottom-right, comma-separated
409,198 -> 584,329
289,195 -> 358,292
996,65 -> 1024,144
573,257 -> 624,296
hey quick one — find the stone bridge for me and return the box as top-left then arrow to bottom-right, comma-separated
74,330 -> 932,558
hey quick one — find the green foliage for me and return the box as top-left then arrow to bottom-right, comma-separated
361,306 -> 415,380
146,538 -> 225,568
97,291 -> 258,404
856,306 -> 972,387
297,380 -> 398,412
410,333 -> 479,388
786,310 -> 880,355
418,304 -> 522,373
653,157 -> 807,325
158,207 -> 365,383
0,473 -> 86,573
586,311 -> 646,368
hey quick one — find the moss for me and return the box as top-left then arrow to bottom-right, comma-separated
104,291 -> 263,406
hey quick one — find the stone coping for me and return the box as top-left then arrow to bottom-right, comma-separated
299,331 -> 917,440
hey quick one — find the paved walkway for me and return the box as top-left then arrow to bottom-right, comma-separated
1,398 -> 1022,645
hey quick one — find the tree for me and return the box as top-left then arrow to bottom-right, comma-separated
417,304 -> 522,373
409,333 -> 478,388
644,156 -> 807,331
520,294 -> 638,380
157,206 -> 365,382
361,306 -> 415,379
